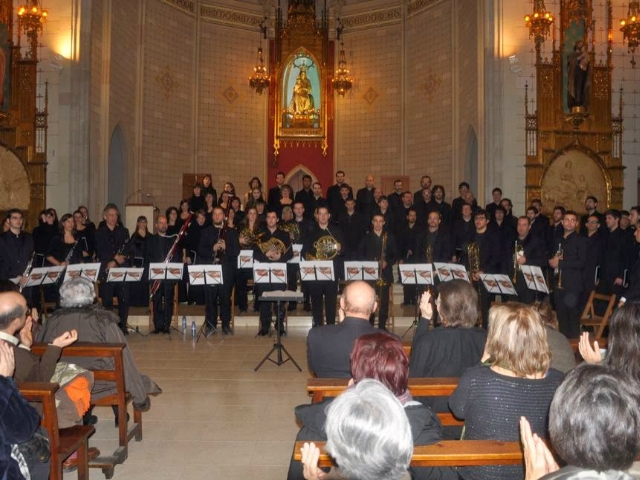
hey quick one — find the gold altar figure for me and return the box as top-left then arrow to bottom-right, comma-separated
289,67 -> 315,114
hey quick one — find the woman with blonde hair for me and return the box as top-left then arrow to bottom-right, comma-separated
449,302 -> 563,480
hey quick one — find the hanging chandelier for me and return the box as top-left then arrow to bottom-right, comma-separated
524,0 -> 554,45
17,1 -> 48,37
620,1 -> 640,67
249,46 -> 270,95
332,42 -> 352,96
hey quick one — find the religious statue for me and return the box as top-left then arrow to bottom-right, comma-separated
567,39 -> 591,110
289,68 -> 315,114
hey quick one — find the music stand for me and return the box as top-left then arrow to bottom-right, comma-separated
148,263 -> 184,336
399,264 -> 434,338
109,267 -> 146,336
254,291 -> 303,372
65,263 -> 101,283
253,262 -> 288,337
187,265 -> 224,342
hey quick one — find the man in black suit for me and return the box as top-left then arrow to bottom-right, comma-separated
306,281 -> 378,377
510,216 -> 547,304
598,209 -> 634,298
267,171 -> 286,212
198,207 -> 240,335
356,175 -> 376,220
0,209 -> 35,304
94,203 -> 131,335
460,209 -> 501,327
294,174 -> 314,218
413,175 -> 432,206
326,170 -> 353,215
485,187 -> 502,221
549,211 -> 587,338
147,214 -> 182,334
580,195 -> 605,235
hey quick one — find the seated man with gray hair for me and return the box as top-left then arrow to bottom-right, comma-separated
36,277 -> 161,415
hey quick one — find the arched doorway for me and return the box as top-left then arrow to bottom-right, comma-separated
285,165 -> 317,194
108,124 -> 128,212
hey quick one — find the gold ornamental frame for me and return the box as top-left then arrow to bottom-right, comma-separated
274,47 -> 328,157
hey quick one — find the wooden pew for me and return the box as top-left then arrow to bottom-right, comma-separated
307,377 -> 462,426
18,382 -> 96,480
293,440 -> 523,467
31,343 -> 142,479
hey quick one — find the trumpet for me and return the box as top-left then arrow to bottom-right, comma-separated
553,242 -> 564,290
375,232 -> 388,287
512,241 -> 524,284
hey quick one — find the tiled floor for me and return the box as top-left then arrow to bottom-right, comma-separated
66,325 -> 313,480
62,299 -> 418,480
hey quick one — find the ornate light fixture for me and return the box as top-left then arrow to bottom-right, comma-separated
17,0 -> 48,58
333,42 -> 352,96
620,1 -> 640,68
524,0 -> 554,45
249,46 -> 270,94
248,19 -> 270,95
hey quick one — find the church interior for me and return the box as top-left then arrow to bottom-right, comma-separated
1,0 -> 640,479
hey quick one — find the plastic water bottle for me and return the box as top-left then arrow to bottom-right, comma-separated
191,321 -> 196,338
182,316 -> 187,333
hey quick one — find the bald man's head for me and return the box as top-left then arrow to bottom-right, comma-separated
340,281 -> 377,319
0,291 -> 28,331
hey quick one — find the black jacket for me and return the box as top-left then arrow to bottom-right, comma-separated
558,231 -> 588,292
0,231 -> 34,279
306,317 -> 378,378
358,231 -> 398,283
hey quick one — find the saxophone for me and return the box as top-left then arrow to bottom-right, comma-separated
375,232 -> 388,287
512,240 -> 524,284
467,242 -> 480,281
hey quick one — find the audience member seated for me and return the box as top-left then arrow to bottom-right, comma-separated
521,364 -> 640,480
299,379 -> 413,480
409,281 -> 486,438
289,332 -> 457,480
36,277 -> 161,413
0,341 -> 43,480
449,303 -> 563,480
306,281 -> 378,378
532,302 -> 576,373
580,301 -> 640,381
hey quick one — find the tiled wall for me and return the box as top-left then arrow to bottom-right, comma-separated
140,0 -> 196,210
197,22 -> 267,197
405,0 -> 455,194
109,0 -> 140,193
334,25 -> 403,189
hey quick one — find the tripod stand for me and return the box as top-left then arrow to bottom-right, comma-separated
402,288 -> 422,339
255,292 -> 302,372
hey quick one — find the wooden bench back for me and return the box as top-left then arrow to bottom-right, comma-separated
19,382 -> 95,480
293,440 -> 524,467
307,377 -> 462,426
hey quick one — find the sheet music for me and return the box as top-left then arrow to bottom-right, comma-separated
299,260 -> 335,281
65,263 -> 101,283
399,264 -> 433,285
237,250 -> 254,269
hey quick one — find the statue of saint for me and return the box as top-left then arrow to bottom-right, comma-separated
567,39 -> 591,110
289,69 -> 315,114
